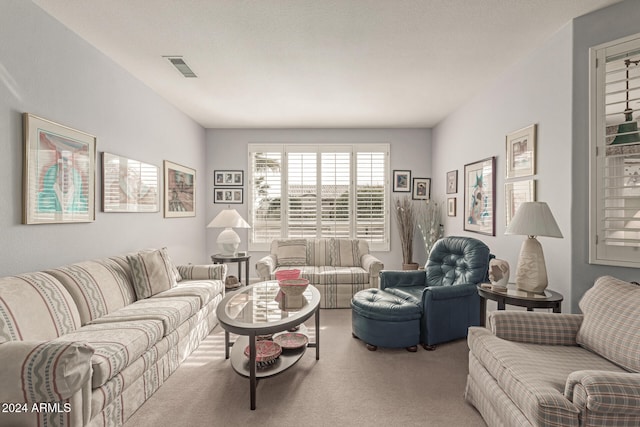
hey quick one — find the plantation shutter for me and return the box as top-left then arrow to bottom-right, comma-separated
320,149 -> 352,238
591,35 -> 640,267
287,148 -> 317,239
355,149 -> 389,250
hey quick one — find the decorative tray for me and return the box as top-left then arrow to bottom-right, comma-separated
273,332 -> 308,350
244,340 -> 282,363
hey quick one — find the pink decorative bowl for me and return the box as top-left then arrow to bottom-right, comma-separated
275,269 -> 301,281
278,278 -> 309,297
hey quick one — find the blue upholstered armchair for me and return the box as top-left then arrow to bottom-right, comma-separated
379,236 -> 491,350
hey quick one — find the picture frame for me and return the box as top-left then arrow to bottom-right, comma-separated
393,170 -> 411,192
464,156 -> 496,236
23,113 -> 96,224
447,198 -> 457,217
214,187 -> 243,204
505,179 -> 536,228
214,170 -> 243,186
102,152 -> 159,213
446,170 -> 458,194
506,124 -> 536,178
164,160 -> 196,217
412,177 -> 431,200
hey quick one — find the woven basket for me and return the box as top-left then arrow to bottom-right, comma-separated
278,278 -> 309,297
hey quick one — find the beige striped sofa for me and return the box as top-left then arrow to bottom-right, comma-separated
256,238 -> 384,308
465,276 -> 640,427
0,248 -> 226,427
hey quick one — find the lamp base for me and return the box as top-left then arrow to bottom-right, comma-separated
515,236 -> 548,294
217,228 -> 240,257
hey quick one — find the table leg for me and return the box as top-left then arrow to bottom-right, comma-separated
497,299 -> 506,310
238,261 -> 242,287
527,307 -> 533,311
249,332 -> 256,410
479,296 -> 486,327
315,307 -> 320,360
553,303 -> 561,313
225,330 -> 230,359
245,259 -> 250,286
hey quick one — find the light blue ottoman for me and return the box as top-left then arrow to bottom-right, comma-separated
351,288 -> 421,352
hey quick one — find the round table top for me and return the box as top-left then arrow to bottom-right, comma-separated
477,284 -> 563,303
211,253 -> 251,262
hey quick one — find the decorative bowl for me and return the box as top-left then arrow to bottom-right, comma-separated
244,340 -> 282,363
275,269 -> 301,281
278,278 -> 309,297
273,332 -> 308,350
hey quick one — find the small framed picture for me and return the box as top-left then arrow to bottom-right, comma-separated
506,124 -> 536,178
214,170 -> 243,186
505,179 -> 536,227
446,170 -> 458,194
164,161 -> 196,218
447,198 -> 457,217
464,156 -> 496,236
393,170 -> 411,192
214,187 -> 243,204
412,177 -> 431,200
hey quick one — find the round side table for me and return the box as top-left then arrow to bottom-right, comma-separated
477,284 -> 563,327
211,254 -> 251,289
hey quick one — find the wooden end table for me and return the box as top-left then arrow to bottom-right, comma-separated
477,284 -> 563,327
211,253 -> 251,289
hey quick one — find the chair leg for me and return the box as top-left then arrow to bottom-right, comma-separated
406,345 -> 418,352
422,344 -> 436,351
365,344 -> 378,351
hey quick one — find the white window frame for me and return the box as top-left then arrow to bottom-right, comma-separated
248,143 -> 390,252
590,34 -> 640,267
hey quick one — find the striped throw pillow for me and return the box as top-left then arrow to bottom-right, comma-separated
127,249 -> 177,299
275,240 -> 307,266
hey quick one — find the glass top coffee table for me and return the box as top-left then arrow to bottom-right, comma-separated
216,280 -> 321,410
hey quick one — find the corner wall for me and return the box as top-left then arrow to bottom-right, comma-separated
0,1 -> 208,275
432,23 -> 575,310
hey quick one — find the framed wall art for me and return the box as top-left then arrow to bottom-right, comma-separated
412,177 -> 431,200
23,113 -> 96,224
164,160 -> 196,217
214,187 -> 243,204
446,170 -> 458,194
506,124 -> 536,178
464,156 -> 496,236
393,170 -> 411,192
102,152 -> 159,213
214,170 -> 243,186
505,179 -> 536,228
447,198 -> 457,217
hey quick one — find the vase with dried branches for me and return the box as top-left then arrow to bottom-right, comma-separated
394,196 -> 418,270
416,199 -> 443,258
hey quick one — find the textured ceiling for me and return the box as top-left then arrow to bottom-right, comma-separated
33,0 -> 621,128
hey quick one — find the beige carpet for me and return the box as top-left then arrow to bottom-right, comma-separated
125,309 -> 486,427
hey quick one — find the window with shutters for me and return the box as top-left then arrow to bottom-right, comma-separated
248,144 -> 390,251
590,34 -> 640,267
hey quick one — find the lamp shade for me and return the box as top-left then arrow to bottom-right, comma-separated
505,202 -> 562,238
207,209 -> 250,229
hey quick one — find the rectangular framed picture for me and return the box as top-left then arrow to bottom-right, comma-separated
446,170 -> 458,194
393,170 -> 411,192
102,152 -> 159,213
23,113 -> 96,224
505,179 -> 536,227
447,197 -> 457,217
214,170 -> 243,186
412,177 -> 431,200
506,124 -> 536,178
214,187 -> 243,204
164,160 -> 196,217
464,156 -> 496,236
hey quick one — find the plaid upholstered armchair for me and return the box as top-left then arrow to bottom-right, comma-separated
379,236 -> 491,350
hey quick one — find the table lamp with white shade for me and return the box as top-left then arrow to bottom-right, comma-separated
207,208 -> 251,256
505,202 -> 563,294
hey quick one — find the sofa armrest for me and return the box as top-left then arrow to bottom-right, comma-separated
489,311 -> 583,346
177,264 -> 227,281
361,254 -> 384,287
379,270 -> 426,290
255,254 -> 277,280
0,341 -> 93,402
565,370 -> 640,415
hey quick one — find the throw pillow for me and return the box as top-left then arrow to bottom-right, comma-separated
576,276 -> 640,373
275,239 -> 307,266
330,239 -> 361,267
127,249 -> 177,299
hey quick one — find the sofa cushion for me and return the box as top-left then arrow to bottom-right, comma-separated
153,280 -> 224,307
384,285 -> 424,306
576,276 -> 640,373
0,272 -> 81,342
307,239 -> 331,266
293,266 -> 369,285
88,296 -> 200,337
54,319 -> 164,388
468,327 -> 627,425
275,239 -> 307,266
330,239 -> 362,267
127,249 -> 177,299
47,258 -> 136,326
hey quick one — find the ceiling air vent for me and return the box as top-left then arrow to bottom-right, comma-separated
165,56 -> 197,78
